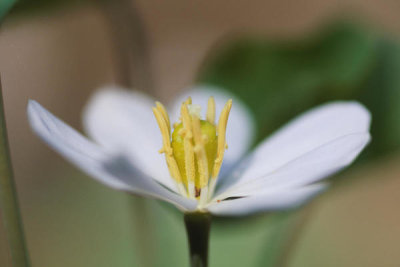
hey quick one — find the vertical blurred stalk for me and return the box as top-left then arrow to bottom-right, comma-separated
0,77 -> 31,267
99,1 -> 155,266
99,0 -> 154,92
184,213 -> 211,267
256,207 -> 314,267
278,206 -> 314,267
128,198 -> 155,267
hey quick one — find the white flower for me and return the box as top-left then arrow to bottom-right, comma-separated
27,86 -> 371,216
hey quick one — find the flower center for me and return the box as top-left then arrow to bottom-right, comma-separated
152,96 -> 232,205
172,119 -> 217,196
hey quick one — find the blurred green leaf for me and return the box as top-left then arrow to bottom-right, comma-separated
358,39 -> 400,157
199,23 -> 377,143
11,0 -> 92,15
0,0 -> 17,21
199,21 -> 400,159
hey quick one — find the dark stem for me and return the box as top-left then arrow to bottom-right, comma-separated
0,76 -> 31,267
184,212 -> 211,267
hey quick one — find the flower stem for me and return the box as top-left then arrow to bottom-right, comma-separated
0,77 -> 31,267
184,212 -> 211,267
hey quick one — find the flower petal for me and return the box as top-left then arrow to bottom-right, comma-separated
83,87 -> 177,192
170,85 -> 255,175
208,184 -> 327,216
218,133 -> 369,198
28,100 -> 196,211
219,101 -> 371,192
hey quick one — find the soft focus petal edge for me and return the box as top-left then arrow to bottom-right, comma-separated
27,100 -> 196,211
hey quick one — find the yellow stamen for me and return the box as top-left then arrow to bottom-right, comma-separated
206,97 -> 215,125
212,99 -> 232,179
181,103 -> 196,197
152,107 -> 186,196
192,115 -> 209,189
185,96 -> 192,105
155,101 -> 171,134
152,107 -> 171,154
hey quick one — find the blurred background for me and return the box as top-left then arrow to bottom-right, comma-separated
1,0 -> 400,266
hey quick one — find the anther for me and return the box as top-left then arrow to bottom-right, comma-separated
155,101 -> 171,134
152,105 -> 186,197
206,96 -> 216,125
208,99 -> 232,200
181,103 -> 196,198
184,96 -> 192,106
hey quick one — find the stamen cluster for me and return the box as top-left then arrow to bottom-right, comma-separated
153,97 -> 232,206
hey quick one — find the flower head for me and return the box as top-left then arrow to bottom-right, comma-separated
152,95 -> 231,207
27,86 -> 371,216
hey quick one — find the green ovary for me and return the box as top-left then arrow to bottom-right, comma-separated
171,120 -> 217,188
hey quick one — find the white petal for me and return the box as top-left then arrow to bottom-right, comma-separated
219,101 -> 370,192
83,87 -> 177,192
28,100 -> 196,211
170,85 -> 255,175
208,184 -> 327,216
219,133 -> 370,198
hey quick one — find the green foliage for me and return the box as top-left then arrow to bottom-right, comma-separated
0,0 -> 17,22
358,40 -> 400,157
10,0 -> 92,15
199,22 -> 400,159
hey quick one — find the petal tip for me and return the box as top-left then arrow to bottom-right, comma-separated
332,101 -> 371,127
